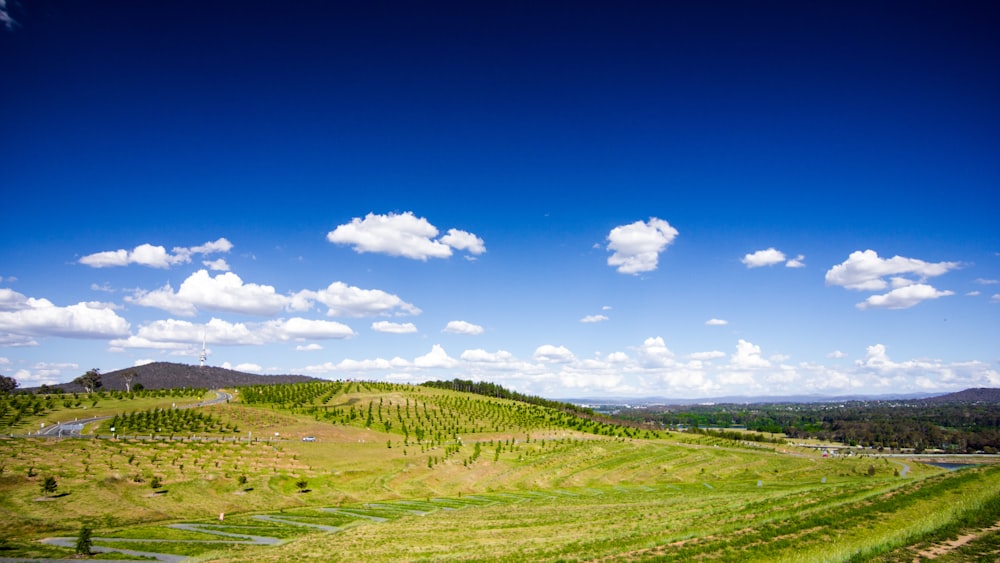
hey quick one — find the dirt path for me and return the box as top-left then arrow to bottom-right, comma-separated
912,520 -> 1000,560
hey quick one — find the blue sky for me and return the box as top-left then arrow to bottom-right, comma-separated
1,1 -> 998,398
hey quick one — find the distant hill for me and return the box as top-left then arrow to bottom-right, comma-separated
918,387 -> 1000,404
46,362 -> 324,392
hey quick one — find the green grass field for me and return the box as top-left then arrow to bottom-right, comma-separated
1,382 -> 997,561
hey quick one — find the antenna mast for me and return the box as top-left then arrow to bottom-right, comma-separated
200,333 -> 207,368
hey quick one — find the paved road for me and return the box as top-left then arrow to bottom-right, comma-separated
32,391 -> 232,438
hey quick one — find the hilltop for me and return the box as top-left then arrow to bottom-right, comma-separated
55,362 -> 323,393
918,387 -> 1000,404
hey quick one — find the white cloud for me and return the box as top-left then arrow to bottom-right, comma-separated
443,320 -> 484,335
294,281 -> 421,317
742,248 -> 786,268
786,254 -> 806,268
991,294 -> 1000,304
966,291 -> 981,297
372,321 -> 418,334
606,217 -> 679,275
705,318 -> 728,326
280,317 -> 355,340
202,259 -> 230,271
128,270 -> 286,316
636,336 -> 676,368
79,249 -> 130,268
857,284 -> 955,310
327,212 -> 485,260
534,344 -> 575,363
1,0 -> 15,30
825,249 -> 960,291
439,229 -> 486,255
460,349 -> 516,363
974,278 -> 999,285
79,238 -> 232,269
0,290 -> 130,339
730,339 -> 771,369
128,272 -> 419,319
580,315 -> 609,323
414,344 -> 458,368
825,250 -> 960,310
689,350 -> 726,360
110,316 -> 353,350
827,350 -> 848,359
296,343 -> 323,351
234,363 -> 263,373
297,336 -> 1000,399
742,248 -> 805,268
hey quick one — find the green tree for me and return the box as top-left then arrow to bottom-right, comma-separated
40,476 -> 58,497
75,526 -> 92,555
73,369 -> 102,394
295,479 -> 308,492
0,374 -> 17,394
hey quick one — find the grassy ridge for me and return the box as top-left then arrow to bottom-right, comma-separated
0,380 -> 994,561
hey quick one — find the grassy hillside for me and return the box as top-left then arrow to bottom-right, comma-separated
0,380 -> 997,561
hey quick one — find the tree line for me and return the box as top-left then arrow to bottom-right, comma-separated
615,400 -> 1000,453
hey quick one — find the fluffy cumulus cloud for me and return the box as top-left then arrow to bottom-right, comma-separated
327,212 -> 485,260
857,284 -> 954,310
742,248 -> 786,268
372,321 -> 418,334
414,344 -> 459,368
295,281 -> 421,318
110,316 -> 354,351
705,318 -> 728,326
636,336 -> 677,368
854,344 -> 1000,391
128,272 -> 419,318
0,289 -> 130,340
825,250 -> 960,309
534,344 -> 575,363
439,229 -> 487,256
580,314 -> 609,323
443,320 -> 484,335
127,270 -> 286,316
79,238 -> 232,269
742,248 -> 804,268
606,217 -> 678,275
730,339 -> 771,369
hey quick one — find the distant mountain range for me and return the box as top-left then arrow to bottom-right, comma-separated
566,388 -> 1000,406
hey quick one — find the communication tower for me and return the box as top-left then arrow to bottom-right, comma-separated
200,333 -> 207,367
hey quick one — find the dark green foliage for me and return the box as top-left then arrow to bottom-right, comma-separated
421,378 -> 594,416
75,526 -> 92,555
0,374 -> 17,394
40,475 -> 57,496
109,407 -> 233,435
617,399 -> 1000,452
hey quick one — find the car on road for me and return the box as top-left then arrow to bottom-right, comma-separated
302,436 -> 316,442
